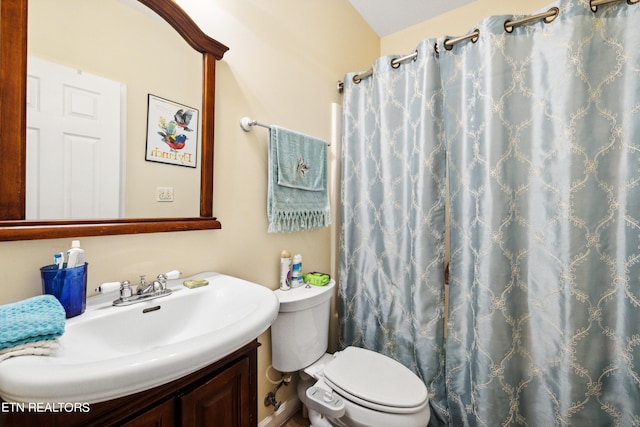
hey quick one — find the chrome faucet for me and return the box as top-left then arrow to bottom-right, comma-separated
136,273 -> 170,295
95,270 -> 181,307
136,275 -> 154,295
109,271 -> 180,306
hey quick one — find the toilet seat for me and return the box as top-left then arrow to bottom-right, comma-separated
322,346 -> 428,414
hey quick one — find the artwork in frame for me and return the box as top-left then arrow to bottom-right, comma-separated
145,94 -> 199,168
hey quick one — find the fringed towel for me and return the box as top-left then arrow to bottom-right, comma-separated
0,295 -> 65,352
268,126 -> 331,232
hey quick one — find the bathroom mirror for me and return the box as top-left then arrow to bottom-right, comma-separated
0,0 -> 229,241
27,0 -> 204,220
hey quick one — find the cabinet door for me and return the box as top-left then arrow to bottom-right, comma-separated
121,398 -> 175,427
180,357 -> 251,427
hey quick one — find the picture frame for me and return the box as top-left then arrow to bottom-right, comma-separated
145,94 -> 199,168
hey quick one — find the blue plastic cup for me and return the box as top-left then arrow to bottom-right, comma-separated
40,263 -> 88,318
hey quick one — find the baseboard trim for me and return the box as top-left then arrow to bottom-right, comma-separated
258,396 -> 302,427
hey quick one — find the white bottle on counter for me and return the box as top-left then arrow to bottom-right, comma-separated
291,254 -> 303,288
280,250 -> 292,291
66,240 -> 86,268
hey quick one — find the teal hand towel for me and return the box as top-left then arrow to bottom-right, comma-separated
0,295 -> 66,351
268,126 -> 331,232
276,127 -> 325,192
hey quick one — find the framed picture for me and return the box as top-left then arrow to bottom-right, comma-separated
145,94 -> 199,168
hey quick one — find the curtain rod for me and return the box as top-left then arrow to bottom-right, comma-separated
337,0 -> 635,92
346,26 -> 480,87
592,0 -> 639,12
442,29 -> 480,51
504,7 -> 558,33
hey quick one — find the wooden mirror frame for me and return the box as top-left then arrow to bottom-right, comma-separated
0,0 -> 228,241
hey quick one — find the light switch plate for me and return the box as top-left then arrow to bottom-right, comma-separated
156,187 -> 174,202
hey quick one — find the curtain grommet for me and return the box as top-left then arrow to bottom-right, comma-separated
505,7 -> 559,32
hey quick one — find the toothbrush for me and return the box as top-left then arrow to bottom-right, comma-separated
54,252 -> 64,269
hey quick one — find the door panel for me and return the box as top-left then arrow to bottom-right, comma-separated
26,55 -> 124,219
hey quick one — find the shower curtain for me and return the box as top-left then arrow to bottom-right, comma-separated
339,39 -> 449,423
340,0 -> 640,426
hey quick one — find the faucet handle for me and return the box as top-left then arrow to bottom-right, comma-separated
156,274 -> 167,290
156,270 -> 181,291
95,281 -> 121,293
120,280 -> 132,299
164,270 -> 181,280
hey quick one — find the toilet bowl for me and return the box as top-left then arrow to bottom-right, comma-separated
271,280 -> 430,427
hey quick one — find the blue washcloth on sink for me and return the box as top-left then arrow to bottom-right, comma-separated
267,126 -> 331,233
0,295 -> 66,351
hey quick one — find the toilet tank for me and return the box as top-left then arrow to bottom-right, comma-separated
271,280 -> 336,372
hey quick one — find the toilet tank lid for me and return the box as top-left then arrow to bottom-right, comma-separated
323,346 -> 428,410
274,280 -> 335,312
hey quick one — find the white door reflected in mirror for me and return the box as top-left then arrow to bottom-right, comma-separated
26,56 -> 125,220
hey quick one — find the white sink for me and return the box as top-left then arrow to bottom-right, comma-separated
0,272 -> 279,404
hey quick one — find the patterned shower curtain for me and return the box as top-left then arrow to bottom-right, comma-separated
340,0 -> 640,425
339,39 -> 449,423
442,1 -> 640,425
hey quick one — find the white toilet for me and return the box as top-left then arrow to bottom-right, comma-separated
271,280 -> 430,427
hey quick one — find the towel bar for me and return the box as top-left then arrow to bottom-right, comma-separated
240,117 -> 271,132
239,117 -> 331,146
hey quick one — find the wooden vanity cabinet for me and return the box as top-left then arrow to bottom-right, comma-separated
2,340 -> 259,427
121,398 -> 176,427
179,355 -> 251,426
